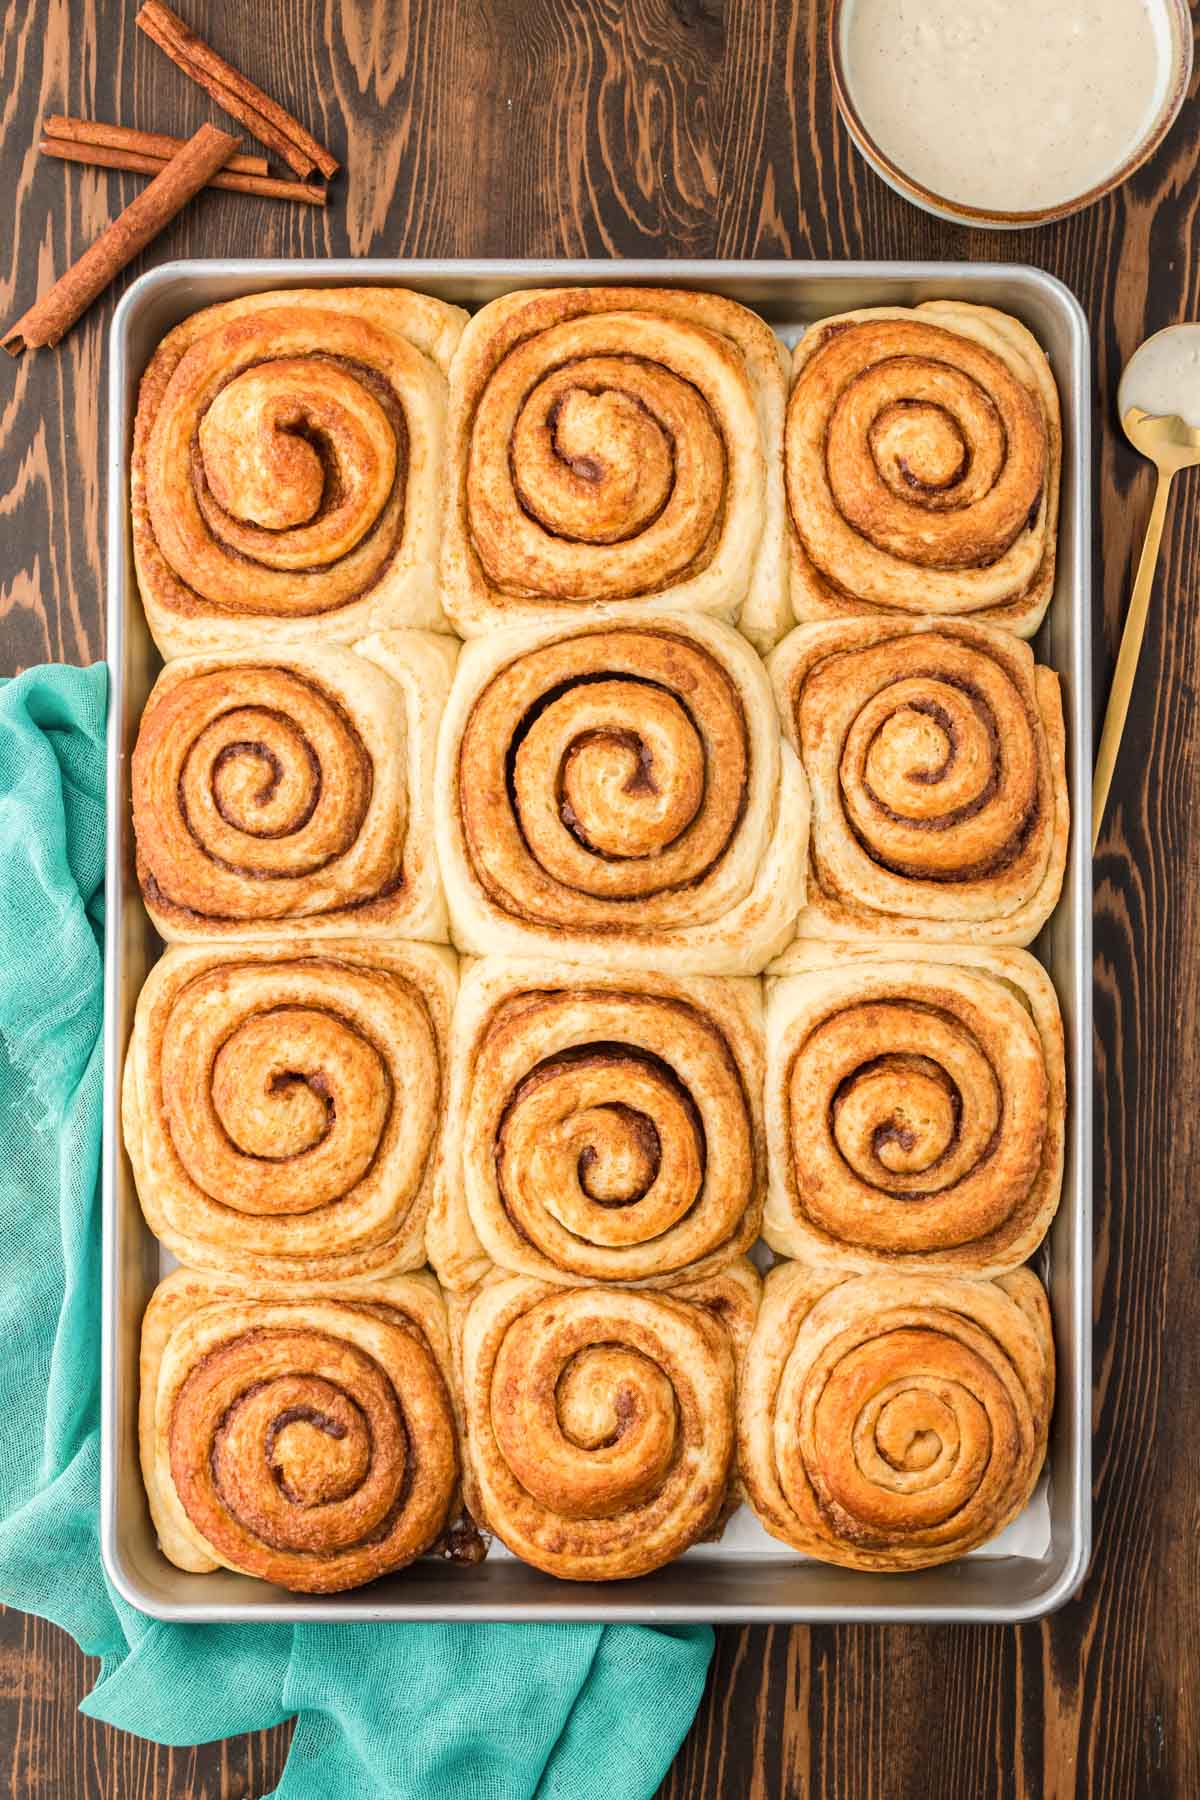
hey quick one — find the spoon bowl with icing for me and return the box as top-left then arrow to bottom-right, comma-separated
831,0 -> 1193,228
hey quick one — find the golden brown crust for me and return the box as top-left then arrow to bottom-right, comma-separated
436,613 -> 809,974
768,616 -> 1068,944
763,942 -> 1065,1274
459,1264 -> 759,1579
785,303 -> 1062,637
428,957 -> 764,1292
737,1263 -> 1054,1570
123,942 -> 456,1280
140,1268 -> 461,1593
131,633 -> 454,943
440,286 -> 790,648
132,288 -> 467,657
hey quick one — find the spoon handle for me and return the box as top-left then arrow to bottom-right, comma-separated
1092,466 -> 1175,850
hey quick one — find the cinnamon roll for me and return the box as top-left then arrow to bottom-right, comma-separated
441,286 -> 790,648
785,303 -> 1061,636
132,631 -> 454,943
769,617 -> 1068,943
140,1267 -> 461,1593
429,957 -> 763,1292
764,942 -> 1065,1274
436,614 -> 809,974
123,941 -> 455,1281
738,1262 -> 1054,1570
132,287 -> 467,657
458,1261 -> 759,1579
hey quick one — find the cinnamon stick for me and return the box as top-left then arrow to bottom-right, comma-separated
2,123 -> 238,355
135,1 -> 338,181
44,115 -> 268,176
41,137 -> 327,206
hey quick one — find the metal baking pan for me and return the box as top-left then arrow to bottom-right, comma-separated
102,259 -> 1092,1623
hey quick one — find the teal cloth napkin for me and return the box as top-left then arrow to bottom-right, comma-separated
0,663 -> 712,1800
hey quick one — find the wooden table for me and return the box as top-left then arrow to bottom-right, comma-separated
2,1 -> 1198,1794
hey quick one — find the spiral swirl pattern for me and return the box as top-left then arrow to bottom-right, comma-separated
132,637 -> 451,943
441,287 -> 790,646
764,944 -> 1065,1273
429,959 -> 763,1291
141,1270 -> 459,1593
123,943 -> 454,1280
460,1271 -> 753,1579
769,617 -> 1068,944
132,288 -> 467,657
436,615 -> 809,974
738,1264 -> 1054,1570
785,304 -> 1061,637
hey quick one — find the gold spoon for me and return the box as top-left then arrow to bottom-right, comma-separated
1092,388 -> 1200,851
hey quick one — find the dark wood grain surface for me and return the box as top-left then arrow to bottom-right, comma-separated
1,1 -> 1197,1795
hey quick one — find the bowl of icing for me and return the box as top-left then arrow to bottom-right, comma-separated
830,0 -> 1194,228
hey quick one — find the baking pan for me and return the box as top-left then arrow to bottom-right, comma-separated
102,259 -> 1092,1623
